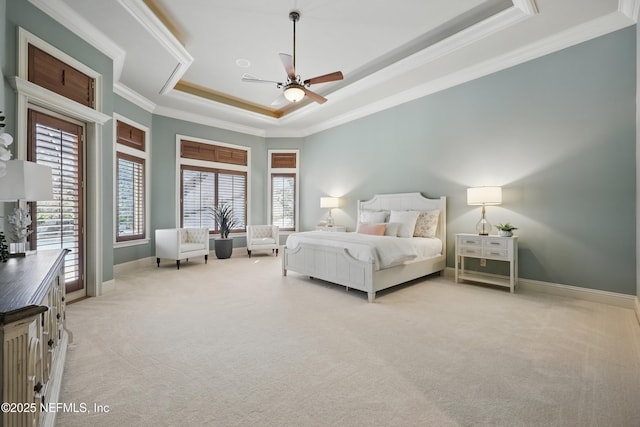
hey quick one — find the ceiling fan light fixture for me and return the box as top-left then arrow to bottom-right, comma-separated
284,84 -> 305,103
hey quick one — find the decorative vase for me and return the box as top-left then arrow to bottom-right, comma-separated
214,238 -> 234,259
498,230 -> 513,237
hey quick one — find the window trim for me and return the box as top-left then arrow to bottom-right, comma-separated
176,135 -> 251,232
268,149 -> 299,232
113,114 -> 150,247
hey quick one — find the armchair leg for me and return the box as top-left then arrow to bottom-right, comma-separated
205,254 -> 208,264
247,249 -> 252,258
276,248 -> 279,256
176,260 -> 180,270
156,257 -> 160,267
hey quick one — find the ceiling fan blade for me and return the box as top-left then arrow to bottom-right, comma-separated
241,73 -> 281,84
279,53 -> 296,80
303,71 -> 344,86
302,87 -> 327,104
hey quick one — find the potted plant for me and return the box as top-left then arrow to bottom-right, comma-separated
495,223 -> 518,237
211,203 -> 238,259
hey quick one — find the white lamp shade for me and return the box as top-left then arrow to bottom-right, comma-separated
0,160 -> 54,201
320,197 -> 340,208
284,85 -> 305,103
467,186 -> 502,206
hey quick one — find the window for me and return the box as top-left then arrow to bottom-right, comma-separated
269,150 -> 299,231
115,118 -> 149,243
179,138 -> 248,233
116,152 -> 145,240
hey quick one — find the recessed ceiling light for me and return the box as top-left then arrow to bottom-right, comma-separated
236,58 -> 251,68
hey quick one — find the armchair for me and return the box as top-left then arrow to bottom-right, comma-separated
246,225 -> 279,258
155,228 -> 210,269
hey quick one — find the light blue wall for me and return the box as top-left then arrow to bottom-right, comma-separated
303,27 -> 636,295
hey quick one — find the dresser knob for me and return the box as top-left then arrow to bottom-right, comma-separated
56,313 -> 61,320
34,382 -> 43,393
48,338 -> 54,347
61,296 -> 65,302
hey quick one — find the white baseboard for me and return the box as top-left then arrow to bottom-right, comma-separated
635,297 -> 640,325
444,267 -> 636,309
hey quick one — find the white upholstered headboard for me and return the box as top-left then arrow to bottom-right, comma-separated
358,192 -> 447,252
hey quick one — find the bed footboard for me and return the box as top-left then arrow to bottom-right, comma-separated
283,243 -> 376,301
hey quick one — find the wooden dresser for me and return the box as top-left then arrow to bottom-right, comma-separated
0,250 -> 69,427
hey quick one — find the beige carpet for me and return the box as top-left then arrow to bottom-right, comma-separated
57,253 -> 640,427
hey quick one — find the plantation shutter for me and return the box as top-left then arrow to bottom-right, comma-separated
271,174 -> 295,231
116,152 -> 145,240
181,167 -> 216,230
28,110 -> 84,292
217,171 -> 246,231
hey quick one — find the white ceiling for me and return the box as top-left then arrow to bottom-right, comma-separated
28,0 -> 637,137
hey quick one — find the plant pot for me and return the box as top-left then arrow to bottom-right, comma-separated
498,230 -> 513,237
214,238 -> 234,259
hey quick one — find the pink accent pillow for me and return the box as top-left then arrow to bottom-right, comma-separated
357,223 -> 387,236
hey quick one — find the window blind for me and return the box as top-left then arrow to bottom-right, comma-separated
181,166 -> 246,232
117,153 -> 145,241
31,116 -> 83,290
271,174 -> 295,230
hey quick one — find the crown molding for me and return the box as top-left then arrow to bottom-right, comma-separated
118,0 -> 193,94
27,0 -> 126,80
619,0 -> 640,21
153,103 -> 269,138
113,82 -> 157,113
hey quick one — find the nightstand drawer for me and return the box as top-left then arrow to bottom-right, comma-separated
483,239 -> 507,250
459,237 -> 482,247
482,248 -> 508,259
460,247 -> 482,256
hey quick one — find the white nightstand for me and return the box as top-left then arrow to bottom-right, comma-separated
455,233 -> 518,293
315,225 -> 346,232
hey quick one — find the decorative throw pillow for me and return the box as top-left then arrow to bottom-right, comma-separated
359,210 -> 388,225
384,222 -> 401,237
414,210 -> 440,238
357,223 -> 387,236
389,210 -> 420,238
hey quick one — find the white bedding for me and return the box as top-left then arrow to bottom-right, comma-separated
285,231 -> 442,270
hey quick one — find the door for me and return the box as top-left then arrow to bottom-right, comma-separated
28,109 -> 85,295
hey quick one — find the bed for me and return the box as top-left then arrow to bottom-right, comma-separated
282,192 -> 446,302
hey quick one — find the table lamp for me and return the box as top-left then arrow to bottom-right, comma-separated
467,186 -> 502,236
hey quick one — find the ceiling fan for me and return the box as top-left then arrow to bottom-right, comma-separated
241,11 -> 343,105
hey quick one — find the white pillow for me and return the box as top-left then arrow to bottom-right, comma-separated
384,222 -> 401,237
359,210 -> 388,225
414,210 -> 440,238
389,210 -> 420,238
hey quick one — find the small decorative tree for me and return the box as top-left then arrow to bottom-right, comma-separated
212,203 -> 238,239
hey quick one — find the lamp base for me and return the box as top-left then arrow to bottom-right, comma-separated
475,218 -> 492,236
